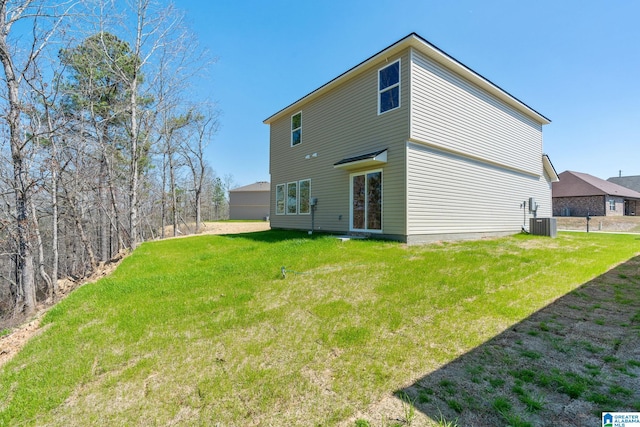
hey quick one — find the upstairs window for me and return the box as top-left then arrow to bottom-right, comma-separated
291,112 -> 302,146
378,60 -> 400,114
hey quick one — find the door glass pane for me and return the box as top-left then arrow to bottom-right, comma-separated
367,172 -> 382,230
352,175 -> 365,229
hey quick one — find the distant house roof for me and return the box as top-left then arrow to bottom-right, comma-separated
607,175 -> 640,193
263,32 -> 550,126
229,181 -> 270,193
553,171 -> 640,199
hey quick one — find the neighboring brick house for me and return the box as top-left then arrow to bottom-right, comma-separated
228,182 -> 270,220
552,171 -> 640,217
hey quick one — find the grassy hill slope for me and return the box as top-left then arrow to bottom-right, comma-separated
1,231 -> 639,426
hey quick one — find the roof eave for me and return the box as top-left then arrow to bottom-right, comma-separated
264,33 -> 550,126
543,154 -> 559,182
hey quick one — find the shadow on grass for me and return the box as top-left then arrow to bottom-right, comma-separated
220,229 -> 332,243
396,256 -> 640,427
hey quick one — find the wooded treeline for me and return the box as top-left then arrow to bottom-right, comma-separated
0,0 -> 228,320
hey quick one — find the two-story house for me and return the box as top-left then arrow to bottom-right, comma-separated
264,33 -> 558,244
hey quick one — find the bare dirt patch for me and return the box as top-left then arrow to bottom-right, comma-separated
0,254 -> 123,369
161,220 -> 270,238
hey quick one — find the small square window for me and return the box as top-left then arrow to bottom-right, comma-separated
380,86 -> 399,113
379,62 -> 399,91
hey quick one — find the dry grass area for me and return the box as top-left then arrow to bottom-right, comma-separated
556,216 -> 640,233
161,220 -> 270,238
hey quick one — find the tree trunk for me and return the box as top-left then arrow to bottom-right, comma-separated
0,16 -> 37,317
30,198 -> 52,298
51,161 -> 59,297
161,152 -> 167,239
65,189 -> 97,270
129,84 -> 140,249
195,188 -> 201,234
99,158 -> 109,262
169,154 -> 178,237
104,153 -> 125,253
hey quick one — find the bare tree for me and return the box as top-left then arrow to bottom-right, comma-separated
181,109 -> 219,233
0,0 -> 77,316
0,0 -> 220,322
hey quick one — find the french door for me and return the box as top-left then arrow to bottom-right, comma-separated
351,170 -> 382,231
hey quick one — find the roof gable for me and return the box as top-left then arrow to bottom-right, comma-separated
553,171 -> 640,199
230,181 -> 270,193
264,33 -> 550,126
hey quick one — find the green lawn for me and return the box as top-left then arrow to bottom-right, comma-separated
1,231 -> 639,426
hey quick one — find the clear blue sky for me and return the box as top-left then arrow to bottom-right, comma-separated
180,0 -> 640,187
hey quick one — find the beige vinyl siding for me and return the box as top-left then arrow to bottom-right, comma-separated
410,49 -> 543,175
229,191 -> 270,220
269,51 -> 411,237
407,142 -> 552,237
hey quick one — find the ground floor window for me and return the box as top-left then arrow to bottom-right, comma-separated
299,179 -> 311,214
351,170 -> 382,231
609,199 -> 616,211
275,179 -> 310,215
275,184 -> 285,215
287,182 -> 298,214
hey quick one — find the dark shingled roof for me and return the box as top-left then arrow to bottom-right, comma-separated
334,149 -> 387,166
553,171 -> 640,199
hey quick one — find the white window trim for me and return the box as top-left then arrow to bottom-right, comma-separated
275,183 -> 285,215
349,169 -> 383,233
286,181 -> 298,215
298,179 -> 311,215
377,59 -> 401,115
291,111 -> 302,147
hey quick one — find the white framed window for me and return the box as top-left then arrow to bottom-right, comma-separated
287,182 -> 298,214
299,179 -> 311,214
276,180 -> 310,216
291,112 -> 302,146
350,169 -> 382,232
609,199 -> 616,211
275,184 -> 285,215
378,60 -> 400,114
